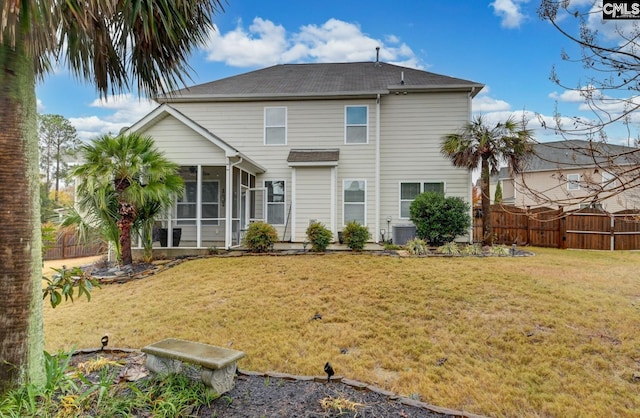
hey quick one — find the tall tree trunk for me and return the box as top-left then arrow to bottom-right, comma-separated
0,41 -> 45,394
480,157 -> 492,246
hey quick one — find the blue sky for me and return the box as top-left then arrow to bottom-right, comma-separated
36,0 -> 626,143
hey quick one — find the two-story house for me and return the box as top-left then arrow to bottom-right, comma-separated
126,61 -> 483,249
497,140 -> 640,212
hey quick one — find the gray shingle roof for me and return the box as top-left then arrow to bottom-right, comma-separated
287,149 -> 340,163
157,62 -> 483,101
524,140 -> 640,172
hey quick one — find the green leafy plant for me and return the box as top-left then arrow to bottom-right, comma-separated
41,223 -> 58,258
243,222 -> 279,253
405,238 -> 428,255
342,221 -> 370,251
409,191 -> 471,246
306,222 -> 333,252
43,266 -> 101,308
437,241 -> 461,255
462,243 -> 483,256
490,245 -> 509,256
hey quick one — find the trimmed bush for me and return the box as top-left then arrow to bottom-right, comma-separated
243,222 -> 278,253
409,192 -> 471,246
306,222 -> 333,252
342,221 -> 370,251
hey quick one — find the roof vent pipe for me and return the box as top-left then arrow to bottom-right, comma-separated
375,47 -> 381,67
401,71 -> 405,85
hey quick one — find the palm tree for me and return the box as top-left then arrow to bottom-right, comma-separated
441,115 -> 534,246
0,0 -> 223,394
72,133 -> 184,266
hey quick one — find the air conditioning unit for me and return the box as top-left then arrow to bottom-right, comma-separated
392,224 -> 417,245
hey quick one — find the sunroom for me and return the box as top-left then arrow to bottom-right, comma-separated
127,105 -> 266,251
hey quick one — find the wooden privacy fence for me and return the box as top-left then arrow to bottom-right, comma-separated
44,230 -> 106,260
473,205 -> 640,250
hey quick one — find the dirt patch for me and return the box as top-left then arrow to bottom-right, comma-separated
69,350 -> 479,418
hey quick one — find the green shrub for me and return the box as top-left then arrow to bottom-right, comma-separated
409,192 -> 471,246
405,238 -> 428,255
306,222 -> 333,252
437,241 -> 461,255
342,221 -> 370,251
490,244 -> 509,256
243,222 -> 278,252
462,243 -> 483,256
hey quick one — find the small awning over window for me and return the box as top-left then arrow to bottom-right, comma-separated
287,149 -> 340,166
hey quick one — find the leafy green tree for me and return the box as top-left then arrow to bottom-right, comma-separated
494,181 -> 503,204
441,115 -> 533,245
409,192 -> 471,246
72,133 -> 184,266
0,0 -> 223,394
38,114 -> 81,202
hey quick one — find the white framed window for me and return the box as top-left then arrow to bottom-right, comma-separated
264,107 -> 287,145
345,106 -> 368,144
399,181 -> 445,218
343,180 -> 366,225
265,180 -> 285,225
176,180 -> 197,225
567,173 -> 581,191
602,171 -> 616,190
201,180 -> 219,225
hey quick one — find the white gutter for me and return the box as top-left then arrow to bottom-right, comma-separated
225,157 -> 243,248
375,93 -> 381,243
467,87 -> 476,243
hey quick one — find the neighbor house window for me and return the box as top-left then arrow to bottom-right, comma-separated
344,180 -> 366,225
265,107 -> 287,145
602,171 -> 616,190
399,182 -> 445,218
567,174 -> 580,191
201,181 -> 219,225
266,180 -> 285,224
345,106 -> 368,144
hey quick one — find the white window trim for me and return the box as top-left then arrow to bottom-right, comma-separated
264,107 -> 287,145
343,179 -> 367,226
601,171 -> 616,190
265,180 -> 286,225
567,173 -> 580,191
344,105 -> 369,145
398,180 -> 446,219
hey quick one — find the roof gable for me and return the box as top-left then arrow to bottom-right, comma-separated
157,62 -> 484,102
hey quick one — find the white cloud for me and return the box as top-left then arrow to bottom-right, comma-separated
490,0 -> 529,29
69,94 -> 157,141
37,99 -> 45,113
473,95 -> 511,112
204,17 -> 422,68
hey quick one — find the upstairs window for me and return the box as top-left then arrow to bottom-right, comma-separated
265,107 -> 287,145
345,106 -> 368,144
567,174 -> 580,191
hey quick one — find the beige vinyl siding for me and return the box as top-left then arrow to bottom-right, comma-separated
513,170 -> 636,212
293,167 -> 333,242
379,93 -> 471,230
172,100 -> 379,237
139,115 -> 227,165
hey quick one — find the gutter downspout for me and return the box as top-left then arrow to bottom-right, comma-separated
467,87 -> 476,243
375,93 -> 381,244
225,156 -> 243,248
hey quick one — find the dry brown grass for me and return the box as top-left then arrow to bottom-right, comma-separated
44,248 -> 640,417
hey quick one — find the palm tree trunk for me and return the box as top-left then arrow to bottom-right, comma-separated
480,157 -> 492,246
0,42 -> 45,394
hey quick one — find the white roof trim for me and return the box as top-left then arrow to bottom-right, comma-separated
126,104 -> 266,174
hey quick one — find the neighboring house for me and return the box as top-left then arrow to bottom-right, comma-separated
497,140 -> 640,212
126,61 -> 483,249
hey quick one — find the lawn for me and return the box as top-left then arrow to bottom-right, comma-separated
43,248 -> 640,417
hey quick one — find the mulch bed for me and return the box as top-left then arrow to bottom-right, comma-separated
70,349 -> 484,418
